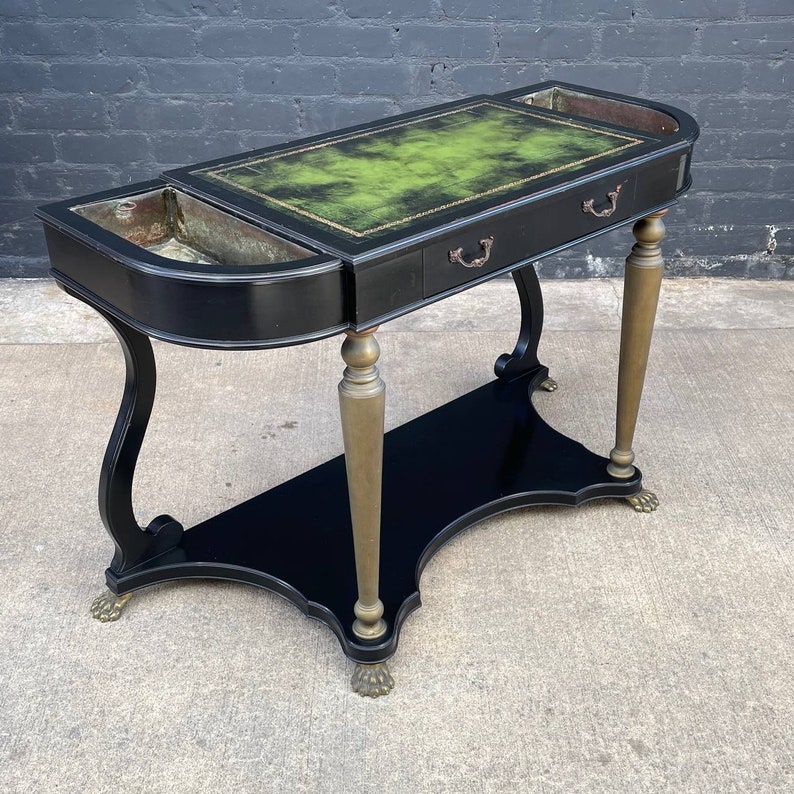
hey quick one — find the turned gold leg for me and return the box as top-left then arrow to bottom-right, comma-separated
338,329 -> 387,642
90,589 -> 132,622
607,211 -> 666,481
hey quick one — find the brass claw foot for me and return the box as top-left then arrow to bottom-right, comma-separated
351,662 -> 394,697
627,490 -> 659,513
90,589 -> 133,622
539,377 -> 558,392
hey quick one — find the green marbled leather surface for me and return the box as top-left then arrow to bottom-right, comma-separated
196,101 -> 643,239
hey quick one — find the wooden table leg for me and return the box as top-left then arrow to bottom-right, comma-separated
607,210 -> 667,513
65,294 -> 184,621
338,328 -> 394,696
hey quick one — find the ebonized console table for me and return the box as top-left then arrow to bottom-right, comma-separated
36,82 -> 698,696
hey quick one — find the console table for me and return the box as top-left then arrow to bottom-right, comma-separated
36,82 -> 699,696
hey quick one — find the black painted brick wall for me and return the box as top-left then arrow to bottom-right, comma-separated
1,0 -> 792,278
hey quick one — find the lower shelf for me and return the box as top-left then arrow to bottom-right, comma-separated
108,370 -> 641,663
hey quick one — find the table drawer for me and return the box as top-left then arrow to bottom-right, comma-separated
423,170 -> 638,297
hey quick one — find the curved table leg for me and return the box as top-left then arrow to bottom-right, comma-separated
96,309 -> 184,575
60,288 -> 184,615
495,263 -> 552,386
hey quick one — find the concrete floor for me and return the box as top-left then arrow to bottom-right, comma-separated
0,277 -> 792,793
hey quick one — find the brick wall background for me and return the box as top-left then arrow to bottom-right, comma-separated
1,0 -> 791,278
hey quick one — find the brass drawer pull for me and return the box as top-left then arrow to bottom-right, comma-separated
448,236 -> 495,268
582,184 -> 622,218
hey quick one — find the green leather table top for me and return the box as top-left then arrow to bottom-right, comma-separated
192,101 -> 645,240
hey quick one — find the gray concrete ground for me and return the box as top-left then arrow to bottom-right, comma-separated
0,277 -> 792,793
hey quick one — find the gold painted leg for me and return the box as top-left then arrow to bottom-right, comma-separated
607,211 -> 667,480
539,376 -> 558,392
351,662 -> 394,697
90,589 -> 132,622
627,489 -> 659,513
338,329 -> 388,642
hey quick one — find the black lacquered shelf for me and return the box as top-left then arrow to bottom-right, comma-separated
109,370 -> 641,664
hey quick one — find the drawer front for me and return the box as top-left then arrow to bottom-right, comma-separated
422,170 -> 639,297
